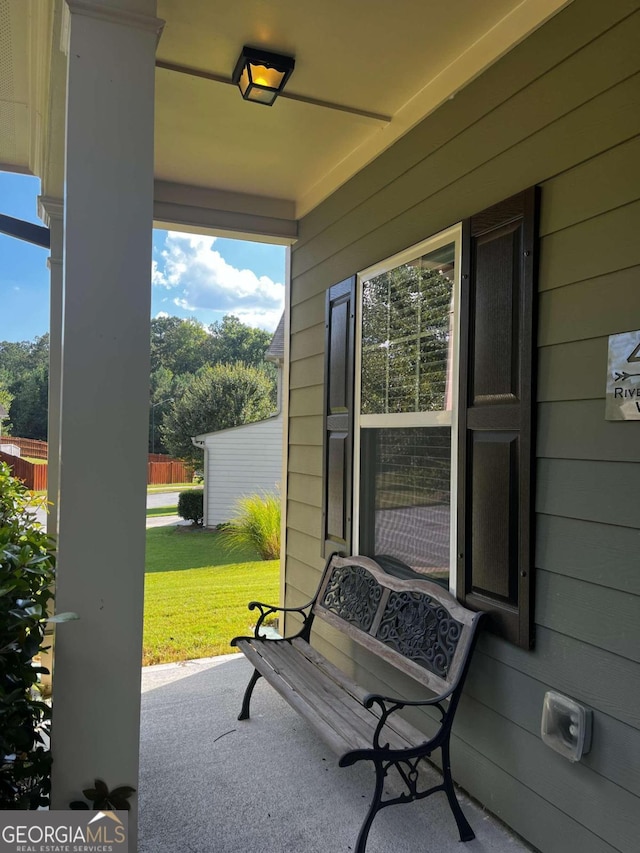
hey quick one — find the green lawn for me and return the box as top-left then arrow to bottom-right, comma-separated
143,526 -> 279,666
146,504 -> 178,518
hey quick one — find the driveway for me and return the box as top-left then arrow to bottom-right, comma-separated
35,489 -> 189,530
146,490 -> 179,510
146,489 -> 197,528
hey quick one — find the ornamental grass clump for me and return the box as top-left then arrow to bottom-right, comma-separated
224,492 -> 281,560
0,462 -> 56,809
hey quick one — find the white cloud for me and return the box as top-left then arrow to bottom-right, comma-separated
151,259 -> 165,287
153,232 -> 284,329
173,296 -> 195,311
154,310 -> 170,319
233,308 -> 284,331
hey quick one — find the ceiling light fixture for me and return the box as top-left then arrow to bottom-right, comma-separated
232,46 -> 295,106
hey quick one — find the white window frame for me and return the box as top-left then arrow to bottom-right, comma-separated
353,223 -> 462,593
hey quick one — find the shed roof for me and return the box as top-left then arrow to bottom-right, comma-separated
265,313 -> 285,363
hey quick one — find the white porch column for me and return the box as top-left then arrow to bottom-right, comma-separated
36,196 -> 64,698
37,196 -> 64,538
51,2 -> 162,839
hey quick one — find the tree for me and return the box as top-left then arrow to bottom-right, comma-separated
9,367 -> 48,440
0,337 -> 50,440
148,314 -> 276,453
205,315 -> 274,367
0,315 -> 278,445
160,363 -> 276,463
150,317 -> 209,377
0,370 -> 14,434
0,336 -> 49,381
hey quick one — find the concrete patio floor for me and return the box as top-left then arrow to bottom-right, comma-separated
139,653 -> 534,853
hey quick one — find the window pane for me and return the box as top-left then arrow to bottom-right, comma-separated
364,427 -> 451,575
418,332 -> 450,411
361,242 -> 455,415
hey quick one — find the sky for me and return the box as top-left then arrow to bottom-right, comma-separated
0,171 -> 286,343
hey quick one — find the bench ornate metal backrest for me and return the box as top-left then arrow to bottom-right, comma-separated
310,554 -> 480,699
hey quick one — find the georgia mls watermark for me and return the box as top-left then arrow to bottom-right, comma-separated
0,811 -> 128,853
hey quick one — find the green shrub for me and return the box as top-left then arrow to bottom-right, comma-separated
177,490 -> 204,526
0,462 -> 56,809
224,492 -> 281,560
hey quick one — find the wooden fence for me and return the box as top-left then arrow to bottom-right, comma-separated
1,438 -> 192,487
148,452 -> 170,463
0,450 -> 48,490
148,460 -> 193,485
0,436 -> 48,459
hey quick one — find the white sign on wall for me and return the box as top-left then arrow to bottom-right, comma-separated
606,330 -> 640,420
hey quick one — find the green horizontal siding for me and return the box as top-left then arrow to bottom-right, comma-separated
537,338 -> 606,402
290,324 -> 324,362
538,266 -> 640,347
454,695 -> 639,853
289,353 -> 323,389
291,72 -> 640,305
287,473 -> 322,509
451,733 -> 622,853
290,289 -> 324,327
535,514 -> 640,595
539,198 -> 640,291
539,134 -> 640,236
288,443 -> 322,476
536,458 -> 639,528
287,498 -> 322,540
289,385 -> 323,418
285,2 -> 640,850
296,0 -> 640,250
466,652 -> 640,797
480,627 -> 640,730
536,570 -> 640,662
537,400 -> 640,461
288,415 -> 322,447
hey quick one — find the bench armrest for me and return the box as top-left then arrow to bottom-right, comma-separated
240,599 -> 315,641
363,691 -> 453,751
363,690 -> 454,711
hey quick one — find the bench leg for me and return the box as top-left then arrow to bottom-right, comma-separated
355,762 -> 385,853
441,742 -> 475,842
238,668 -> 262,721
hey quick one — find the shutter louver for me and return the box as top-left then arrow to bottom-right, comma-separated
322,276 -> 356,556
457,188 -> 538,649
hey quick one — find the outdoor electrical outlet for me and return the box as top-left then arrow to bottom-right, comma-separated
541,691 -> 592,762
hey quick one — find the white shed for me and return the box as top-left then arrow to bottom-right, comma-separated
192,316 -> 284,528
194,412 -> 282,527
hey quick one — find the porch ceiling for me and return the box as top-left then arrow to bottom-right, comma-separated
2,0 -> 573,225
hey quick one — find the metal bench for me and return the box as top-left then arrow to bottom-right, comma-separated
231,553 -> 484,852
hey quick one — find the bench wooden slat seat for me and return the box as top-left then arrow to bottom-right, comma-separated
236,635 -> 428,757
231,554 -> 485,853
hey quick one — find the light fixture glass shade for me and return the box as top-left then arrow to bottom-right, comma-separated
232,46 -> 295,106
249,63 -> 286,90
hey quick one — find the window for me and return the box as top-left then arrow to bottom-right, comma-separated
321,189 -> 538,648
353,226 -> 461,585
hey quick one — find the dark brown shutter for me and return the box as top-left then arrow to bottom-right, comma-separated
322,276 -> 356,556
457,188 -> 539,649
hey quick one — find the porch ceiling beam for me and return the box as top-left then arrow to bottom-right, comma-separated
0,213 -> 50,248
153,179 -> 298,244
155,59 -> 392,124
